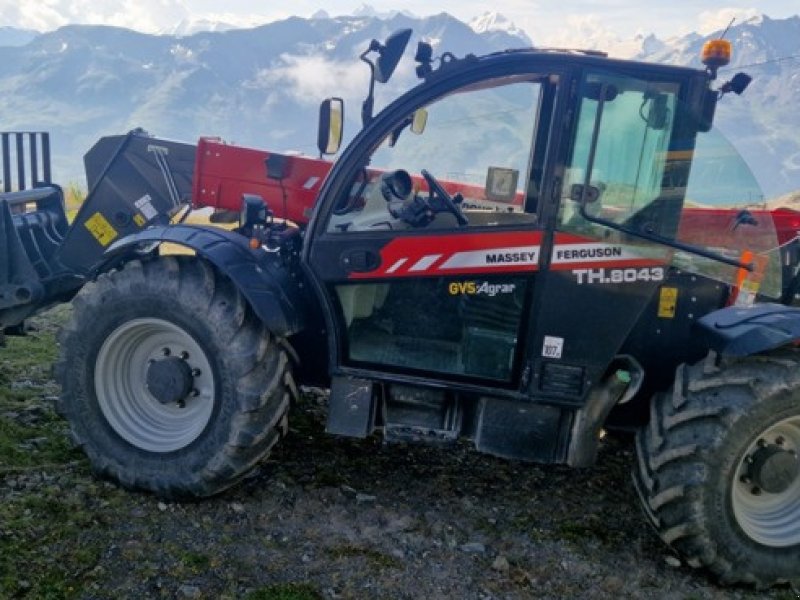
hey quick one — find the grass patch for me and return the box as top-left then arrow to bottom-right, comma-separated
0,485 -> 108,599
0,305 -> 102,597
179,550 -> 212,574
0,306 -> 81,471
326,544 -> 401,570
0,415 -> 81,470
245,582 -> 322,600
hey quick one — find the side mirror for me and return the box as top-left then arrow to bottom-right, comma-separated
387,109 -> 428,148
318,97 -> 344,156
375,29 -> 412,83
410,109 -> 428,135
720,72 -> 752,96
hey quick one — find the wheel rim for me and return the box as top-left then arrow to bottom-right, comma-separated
95,318 -> 216,453
732,415 -> 800,547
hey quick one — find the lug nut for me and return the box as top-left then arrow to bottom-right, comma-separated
775,436 -> 785,446
751,486 -> 762,496
739,475 -> 751,484
191,368 -> 202,377
177,399 -> 186,408
191,389 -> 200,398
161,348 -> 171,356
757,439 -> 767,448
180,351 -> 190,360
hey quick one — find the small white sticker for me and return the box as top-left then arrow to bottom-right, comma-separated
542,336 -> 564,359
135,194 -> 158,220
303,176 -> 320,190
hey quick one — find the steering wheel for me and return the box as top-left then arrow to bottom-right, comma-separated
421,169 -> 468,226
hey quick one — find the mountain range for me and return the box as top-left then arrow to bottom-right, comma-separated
0,11 -> 796,198
636,15 -> 800,201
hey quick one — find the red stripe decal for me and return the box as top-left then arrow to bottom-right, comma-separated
350,231 -> 544,279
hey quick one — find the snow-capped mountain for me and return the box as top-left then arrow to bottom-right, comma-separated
0,11 -> 795,197
470,12 -> 527,38
636,15 -> 800,198
166,18 -> 244,37
469,12 -> 531,47
0,13 -> 530,186
351,4 -> 416,20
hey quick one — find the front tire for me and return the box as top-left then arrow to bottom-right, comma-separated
634,351 -> 800,587
56,257 -> 294,497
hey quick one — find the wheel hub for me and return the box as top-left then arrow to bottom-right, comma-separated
747,444 -> 800,495
146,356 -> 194,405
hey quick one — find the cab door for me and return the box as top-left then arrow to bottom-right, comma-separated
306,71 -> 564,387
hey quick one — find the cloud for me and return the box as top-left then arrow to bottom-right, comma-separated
539,14 -> 646,57
253,53 -> 367,107
0,0 -> 68,31
0,0 -> 191,32
697,7 -> 761,35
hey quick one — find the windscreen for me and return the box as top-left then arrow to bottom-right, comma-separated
674,122 -> 781,298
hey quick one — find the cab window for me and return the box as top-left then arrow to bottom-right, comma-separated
559,71 -> 680,240
327,76 -> 545,233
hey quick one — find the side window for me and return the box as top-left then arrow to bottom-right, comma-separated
327,77 -> 543,233
558,72 -> 679,240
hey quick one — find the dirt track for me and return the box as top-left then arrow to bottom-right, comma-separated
0,308 -> 794,599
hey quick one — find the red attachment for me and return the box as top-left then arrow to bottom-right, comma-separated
767,207 -> 800,246
191,137 -> 526,225
678,206 -> 800,252
192,137 -> 333,225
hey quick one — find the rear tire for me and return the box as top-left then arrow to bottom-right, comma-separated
634,351 -> 800,587
56,256 -> 294,497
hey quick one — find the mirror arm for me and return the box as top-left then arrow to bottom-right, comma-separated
360,48 -> 377,128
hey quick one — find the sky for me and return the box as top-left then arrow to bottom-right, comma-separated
2,1 -> 798,47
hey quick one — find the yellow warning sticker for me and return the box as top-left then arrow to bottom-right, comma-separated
658,287 -> 678,318
133,213 -> 146,227
84,212 -> 119,247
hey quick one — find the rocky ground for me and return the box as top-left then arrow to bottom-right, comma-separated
0,306 -> 797,599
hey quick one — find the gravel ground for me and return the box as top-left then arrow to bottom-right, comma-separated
1,307 -> 797,600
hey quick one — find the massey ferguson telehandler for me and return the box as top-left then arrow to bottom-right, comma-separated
1,30 -> 799,587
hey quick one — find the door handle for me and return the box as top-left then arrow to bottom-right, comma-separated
341,249 -> 380,273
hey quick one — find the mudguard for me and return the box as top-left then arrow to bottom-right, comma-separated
696,303 -> 800,356
99,224 -> 306,337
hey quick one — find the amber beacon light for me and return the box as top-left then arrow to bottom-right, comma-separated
702,39 -> 732,69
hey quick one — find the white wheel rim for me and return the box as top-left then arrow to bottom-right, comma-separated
94,318 -> 216,453
732,415 -> 800,547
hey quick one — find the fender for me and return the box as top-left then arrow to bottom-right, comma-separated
99,225 -> 306,337
696,303 -> 800,357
